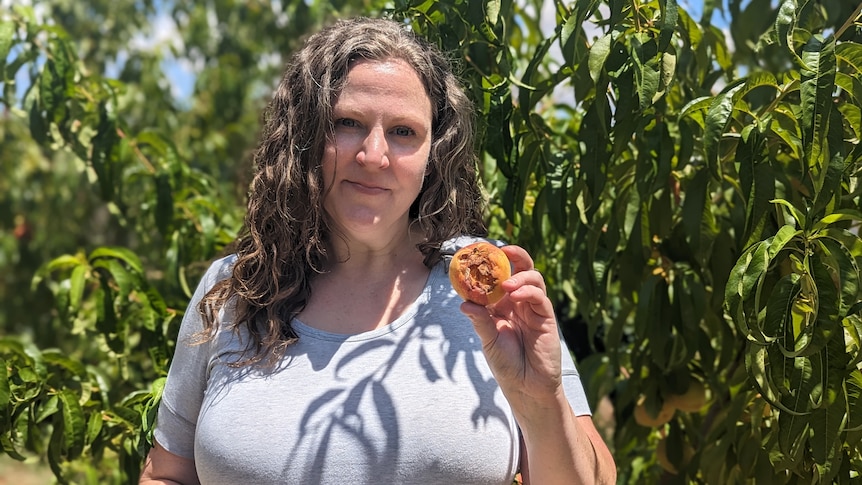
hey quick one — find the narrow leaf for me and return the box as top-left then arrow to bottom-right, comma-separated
835,41 -> 862,74
678,96 -> 712,130
0,21 -> 14,74
0,357 -> 9,407
704,81 -> 745,176
88,246 -> 144,274
68,264 -> 87,312
771,198 -> 805,227
58,389 -> 85,459
800,35 -> 836,175
768,225 -> 799,258
588,33 -> 613,84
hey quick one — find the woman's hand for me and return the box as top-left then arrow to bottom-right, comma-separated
458,244 -> 564,407
460,244 -> 618,484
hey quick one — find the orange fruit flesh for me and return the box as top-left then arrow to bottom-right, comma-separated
449,242 -> 511,305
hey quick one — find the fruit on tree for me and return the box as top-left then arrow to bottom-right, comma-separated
449,242 -> 511,306
668,380 -> 707,412
633,397 -> 675,427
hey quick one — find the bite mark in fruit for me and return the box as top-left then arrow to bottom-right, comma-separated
448,242 -> 511,306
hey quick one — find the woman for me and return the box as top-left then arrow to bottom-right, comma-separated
140,17 -> 615,485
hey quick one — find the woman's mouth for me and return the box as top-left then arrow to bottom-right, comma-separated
346,180 -> 387,194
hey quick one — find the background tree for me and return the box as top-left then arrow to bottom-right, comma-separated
1,0 -> 861,483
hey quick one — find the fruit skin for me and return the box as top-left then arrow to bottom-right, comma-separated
448,242 -> 512,306
633,398 -> 675,427
667,380 -> 707,412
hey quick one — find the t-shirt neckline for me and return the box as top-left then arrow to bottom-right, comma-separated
291,262 -> 445,342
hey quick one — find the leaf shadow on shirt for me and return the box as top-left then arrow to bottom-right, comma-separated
282,276 -> 514,484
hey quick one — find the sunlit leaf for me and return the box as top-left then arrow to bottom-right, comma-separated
770,198 -> 806,227
704,81 -> 745,175
0,21 -> 14,76
88,247 -> 144,275
589,33 -> 613,84
800,35 -> 836,174
835,41 -> 862,74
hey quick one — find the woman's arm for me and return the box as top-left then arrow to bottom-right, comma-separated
139,441 -> 201,485
517,403 -> 616,484
460,245 -> 616,485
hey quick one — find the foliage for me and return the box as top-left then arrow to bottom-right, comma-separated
1,0 -> 862,483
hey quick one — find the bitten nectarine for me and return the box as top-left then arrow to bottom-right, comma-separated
448,242 -> 511,306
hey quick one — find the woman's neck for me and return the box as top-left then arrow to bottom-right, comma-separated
326,223 -> 426,275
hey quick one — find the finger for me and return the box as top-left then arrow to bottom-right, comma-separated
501,269 -> 547,294
503,284 -> 556,321
500,245 -> 534,274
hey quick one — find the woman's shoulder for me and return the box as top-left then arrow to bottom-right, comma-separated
195,254 -> 237,294
440,235 -> 506,255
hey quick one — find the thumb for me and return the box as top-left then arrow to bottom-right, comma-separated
460,301 -> 498,344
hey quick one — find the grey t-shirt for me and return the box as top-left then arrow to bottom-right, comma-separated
155,250 -> 591,484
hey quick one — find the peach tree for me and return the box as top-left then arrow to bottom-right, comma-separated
1,0 -> 861,483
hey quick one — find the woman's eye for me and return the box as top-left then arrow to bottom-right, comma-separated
336,118 -> 358,128
393,126 -> 415,137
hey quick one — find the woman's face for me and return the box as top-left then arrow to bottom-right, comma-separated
321,58 -> 433,243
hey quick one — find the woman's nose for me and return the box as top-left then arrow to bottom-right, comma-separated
356,127 -> 389,168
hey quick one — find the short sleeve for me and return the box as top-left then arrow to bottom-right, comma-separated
153,255 -> 235,458
559,335 -> 591,416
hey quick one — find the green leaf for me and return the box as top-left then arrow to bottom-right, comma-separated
811,209 -> 862,232
770,198 -> 805,227
741,241 -> 769,302
588,33 -> 613,84
85,410 -> 103,446
0,21 -> 14,75
91,99 -> 118,201
746,345 -> 805,415
42,350 -> 87,380
703,81 -> 745,176
517,38 -> 553,122
93,257 -> 133,302
767,113 -> 802,160
737,129 -> 775,248
484,0 -> 500,26
838,103 -> 862,141
768,225 -> 799,258
656,49 -> 677,100
847,370 -> 862,431
681,169 -> 709,253
771,0 -> 798,51
34,394 -> 59,424
737,71 -> 779,105
1,433 -> 27,461
58,389 -> 85,459
0,357 -> 9,408
800,35 -> 836,174
88,246 -> 144,274
835,41 -> 862,74
763,274 -> 800,342
560,9 -> 579,49
155,171 -> 174,236
631,36 -> 660,111
678,96 -> 712,130
835,71 -> 862,106
659,0 -> 679,37
545,151 -> 570,233
68,264 -> 87,312
815,237 -> 860,317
